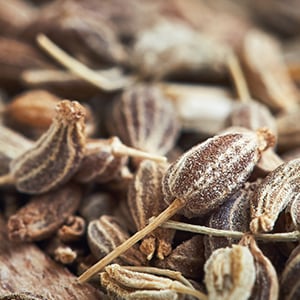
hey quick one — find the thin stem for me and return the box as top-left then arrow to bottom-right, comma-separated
171,282 -> 208,300
161,220 -> 300,242
78,198 -> 185,283
0,173 -> 15,186
37,34 -> 135,91
227,52 -> 250,103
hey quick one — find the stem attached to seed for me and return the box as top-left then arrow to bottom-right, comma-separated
226,52 -> 250,103
77,198 -> 185,283
36,34 -> 135,91
0,173 -> 15,186
161,220 -> 300,242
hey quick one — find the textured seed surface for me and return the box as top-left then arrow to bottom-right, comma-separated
7,184 -> 82,242
250,158 -> 300,233
10,100 -> 86,194
163,131 -> 266,218
87,215 -> 146,266
155,235 -> 205,280
204,181 -> 257,258
107,84 -> 180,155
241,236 -> 279,300
280,244 -> 300,299
204,245 -> 256,300
128,159 -> 175,260
75,138 -> 128,183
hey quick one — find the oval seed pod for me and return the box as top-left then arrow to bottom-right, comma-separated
228,100 -> 277,140
6,100 -> 86,194
240,235 -> 279,300
204,181 -> 258,259
204,245 -> 256,300
127,159 -> 175,260
280,245 -> 300,299
107,84 -> 180,155
250,158 -> 300,233
87,215 -> 146,267
163,129 -> 274,218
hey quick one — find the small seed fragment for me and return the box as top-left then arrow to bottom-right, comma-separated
204,245 -> 256,300
250,158 -> 300,233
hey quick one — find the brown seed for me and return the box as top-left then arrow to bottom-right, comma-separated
155,235 -> 205,280
204,181 -> 257,259
87,215 -> 146,267
163,130 -> 272,218
240,235 -> 279,300
7,183 -> 82,242
128,159 -> 175,260
250,158 -> 300,233
7,100 -> 86,194
57,215 -> 86,243
280,244 -> 300,299
204,245 -> 256,300
107,84 -> 180,156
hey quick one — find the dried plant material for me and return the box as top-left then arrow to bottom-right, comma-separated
3,89 -> 60,136
155,235 -> 205,280
240,29 -> 299,113
107,84 -> 180,156
54,245 -> 77,265
79,192 -> 116,222
128,159 -> 175,260
228,100 -> 277,138
250,158 -> 300,233
281,147 -> 300,162
1,100 -> 86,194
101,264 -> 207,299
160,83 -> 234,135
240,235 -> 279,300
87,215 -> 146,267
163,130 -> 273,218
204,245 -> 256,300
7,184 -> 82,242
0,37 -> 53,87
280,244 -> 300,299
0,125 -> 33,159
79,129 -> 274,283
204,181 -> 256,258
131,20 -> 229,80
57,215 -> 86,243
277,110 -> 300,152
37,34 -> 134,92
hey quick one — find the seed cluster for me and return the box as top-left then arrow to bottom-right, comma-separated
1,1 -> 300,300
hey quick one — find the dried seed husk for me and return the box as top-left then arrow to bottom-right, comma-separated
74,138 -> 128,183
280,244 -> 300,299
128,159 -> 175,260
204,181 -> 257,259
107,84 -> 180,156
204,245 -> 256,300
57,215 -> 86,243
155,235 -> 205,280
8,100 -> 86,194
163,130 -> 272,218
228,100 -> 277,139
0,291 -> 47,300
240,235 -> 279,300
240,29 -> 299,113
250,158 -> 300,233
7,183 -> 82,242
131,20 -> 228,80
87,215 -> 146,267
277,110 -> 300,152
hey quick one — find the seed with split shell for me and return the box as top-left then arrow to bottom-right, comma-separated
250,158 -> 300,233
204,245 -> 256,300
